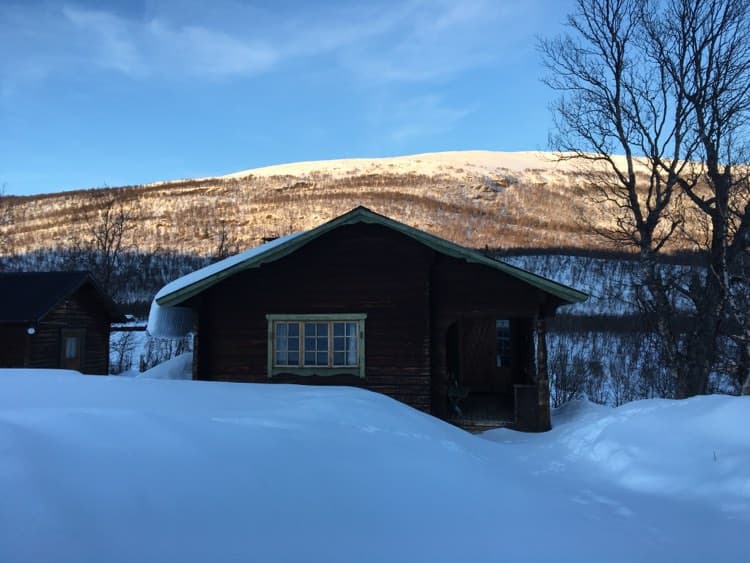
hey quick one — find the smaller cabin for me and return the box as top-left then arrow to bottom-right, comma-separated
0,271 -> 121,374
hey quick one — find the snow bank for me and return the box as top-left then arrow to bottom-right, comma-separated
0,373 -> 746,563
136,352 -> 192,380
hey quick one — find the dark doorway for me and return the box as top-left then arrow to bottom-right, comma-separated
446,317 -> 516,429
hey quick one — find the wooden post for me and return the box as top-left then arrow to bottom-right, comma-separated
535,317 -> 551,431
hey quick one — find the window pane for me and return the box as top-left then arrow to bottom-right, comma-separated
274,322 -> 300,366
496,319 -> 512,367
346,335 -> 357,366
302,321 -> 330,366
332,321 -> 358,367
65,337 -> 79,359
276,323 -> 287,338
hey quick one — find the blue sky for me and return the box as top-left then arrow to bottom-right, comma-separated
1,0 -> 575,196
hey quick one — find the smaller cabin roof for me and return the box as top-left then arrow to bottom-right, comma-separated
0,271 -> 121,323
155,206 -> 588,308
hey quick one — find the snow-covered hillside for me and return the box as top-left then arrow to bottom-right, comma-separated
1,150 -> 682,260
219,150 -> 648,182
0,371 -> 746,563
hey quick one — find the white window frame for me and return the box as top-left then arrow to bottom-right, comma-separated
266,314 -> 366,378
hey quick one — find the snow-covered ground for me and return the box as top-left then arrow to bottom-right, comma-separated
0,370 -> 746,563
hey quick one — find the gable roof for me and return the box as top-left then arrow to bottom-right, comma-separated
155,206 -> 588,308
0,271 -> 121,323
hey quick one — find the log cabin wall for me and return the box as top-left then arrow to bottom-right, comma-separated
194,223 -> 436,412
28,285 -> 111,375
0,327 -> 27,368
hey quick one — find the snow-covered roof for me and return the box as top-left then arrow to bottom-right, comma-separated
147,231 -> 302,337
147,206 -> 588,336
153,230 -> 304,306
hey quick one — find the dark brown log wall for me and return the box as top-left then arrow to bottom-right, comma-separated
194,223 -> 435,412
0,327 -> 27,368
192,222 -> 549,418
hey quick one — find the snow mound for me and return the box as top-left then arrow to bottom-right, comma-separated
136,352 -> 192,380
0,373 -> 746,563
557,397 -> 750,501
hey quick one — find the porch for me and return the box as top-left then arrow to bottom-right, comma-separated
441,315 -> 550,432
447,392 -> 514,431
445,384 -> 545,432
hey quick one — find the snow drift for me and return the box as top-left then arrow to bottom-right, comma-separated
0,371 -> 747,563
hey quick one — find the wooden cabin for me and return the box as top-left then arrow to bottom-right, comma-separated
0,271 -> 121,375
149,207 -> 587,431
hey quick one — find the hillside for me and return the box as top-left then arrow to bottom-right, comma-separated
2,150 -> 674,257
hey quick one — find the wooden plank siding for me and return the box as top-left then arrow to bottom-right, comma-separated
0,327 -> 28,368
192,223 -> 435,412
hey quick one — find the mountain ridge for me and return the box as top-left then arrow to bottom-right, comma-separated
0,150 -> 677,259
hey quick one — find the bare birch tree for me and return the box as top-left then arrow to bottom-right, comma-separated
541,0 -> 750,396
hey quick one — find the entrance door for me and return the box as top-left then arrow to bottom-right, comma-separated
61,330 -> 84,370
459,317 -> 513,393
459,317 -> 496,389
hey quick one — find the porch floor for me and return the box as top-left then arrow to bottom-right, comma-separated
447,392 -> 515,432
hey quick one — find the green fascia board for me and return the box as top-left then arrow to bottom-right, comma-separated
157,206 -> 588,307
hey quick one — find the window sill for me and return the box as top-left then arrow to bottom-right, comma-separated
269,367 -> 364,378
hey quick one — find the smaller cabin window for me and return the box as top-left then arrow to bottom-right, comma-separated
64,336 -> 80,359
267,314 -> 366,378
496,320 -> 512,368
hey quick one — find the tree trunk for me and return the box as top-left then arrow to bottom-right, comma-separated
740,340 -> 750,396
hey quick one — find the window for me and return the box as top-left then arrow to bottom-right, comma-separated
274,322 -> 299,366
64,336 -> 80,360
267,314 -> 366,377
496,319 -> 512,367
